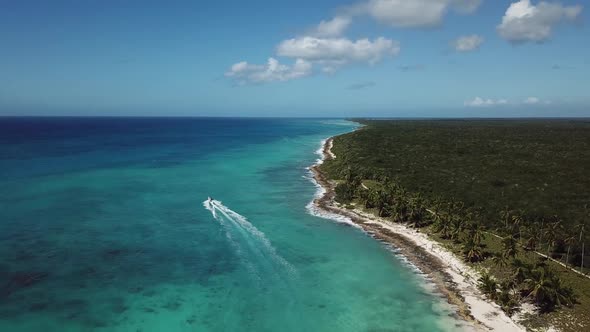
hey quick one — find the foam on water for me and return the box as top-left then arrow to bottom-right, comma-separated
314,138 -> 327,165
204,199 -> 296,276
304,139 -> 362,229
203,199 -> 259,280
304,139 -> 449,301
0,118 -> 462,332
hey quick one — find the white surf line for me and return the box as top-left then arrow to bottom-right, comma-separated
314,139 -> 327,165
305,139 -> 363,229
309,139 -> 526,332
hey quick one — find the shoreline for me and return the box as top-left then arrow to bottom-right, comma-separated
309,137 -> 527,332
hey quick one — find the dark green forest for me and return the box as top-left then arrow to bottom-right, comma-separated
320,119 -> 590,330
323,119 -> 590,250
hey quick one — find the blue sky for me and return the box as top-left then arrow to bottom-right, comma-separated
0,0 -> 588,117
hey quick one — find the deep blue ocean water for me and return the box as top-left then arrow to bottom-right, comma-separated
0,117 -> 460,331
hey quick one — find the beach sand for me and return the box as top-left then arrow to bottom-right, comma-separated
310,137 -> 528,332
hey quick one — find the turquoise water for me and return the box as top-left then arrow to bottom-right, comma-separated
0,118 -> 460,331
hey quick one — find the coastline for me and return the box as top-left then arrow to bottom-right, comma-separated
310,137 -> 527,332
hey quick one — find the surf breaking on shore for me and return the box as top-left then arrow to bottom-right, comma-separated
307,137 -> 528,332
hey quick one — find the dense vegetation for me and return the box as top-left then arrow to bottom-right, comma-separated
320,119 -> 590,330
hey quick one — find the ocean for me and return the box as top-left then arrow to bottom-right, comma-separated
0,117 -> 459,331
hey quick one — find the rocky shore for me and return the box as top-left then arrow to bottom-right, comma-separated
310,137 -> 527,332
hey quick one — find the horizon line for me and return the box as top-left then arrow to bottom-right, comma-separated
1,115 -> 590,120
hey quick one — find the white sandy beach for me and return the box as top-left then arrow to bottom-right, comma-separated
311,137 -> 529,332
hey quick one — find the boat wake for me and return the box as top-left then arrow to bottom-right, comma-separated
203,199 -> 296,280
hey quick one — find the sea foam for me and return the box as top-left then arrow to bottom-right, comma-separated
304,139 -> 362,229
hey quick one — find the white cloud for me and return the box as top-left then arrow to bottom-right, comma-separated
277,36 -> 400,70
464,97 -> 509,107
226,36 -> 399,84
349,0 -> 482,28
228,0 -> 491,83
497,0 -> 583,43
453,34 -> 484,52
465,96 -> 554,107
523,96 -> 540,104
312,16 -> 352,37
225,58 -> 312,84
523,96 -> 553,105
523,96 -> 550,104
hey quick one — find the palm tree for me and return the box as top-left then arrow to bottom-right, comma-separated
544,218 -> 563,258
469,221 -> 486,245
502,233 -> 519,260
373,189 -> 390,217
525,267 -> 553,308
500,207 -> 512,231
511,259 -> 531,284
575,204 -> 588,273
546,273 -> 576,309
492,253 -> 509,268
450,217 -> 465,242
497,279 -> 520,316
511,213 -> 523,239
358,188 -> 372,209
500,278 -> 517,292
576,219 -> 586,273
383,181 -> 399,197
343,166 -> 360,187
432,200 -> 452,238
463,239 -> 484,263
525,266 -> 576,311
367,188 -> 379,209
522,225 -> 540,251
564,233 -> 576,267
431,204 -> 444,228
434,211 -> 452,239
537,216 -> 546,249
478,272 -> 498,300
431,196 -> 445,213
452,202 -> 468,231
407,193 -> 428,228
390,197 -> 408,223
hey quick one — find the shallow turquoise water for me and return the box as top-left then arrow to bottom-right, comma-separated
0,118 -> 460,331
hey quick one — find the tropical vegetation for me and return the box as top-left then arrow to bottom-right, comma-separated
319,119 -> 590,331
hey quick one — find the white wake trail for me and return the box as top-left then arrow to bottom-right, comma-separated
203,199 -> 259,279
203,200 -> 217,218
204,199 -> 296,275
